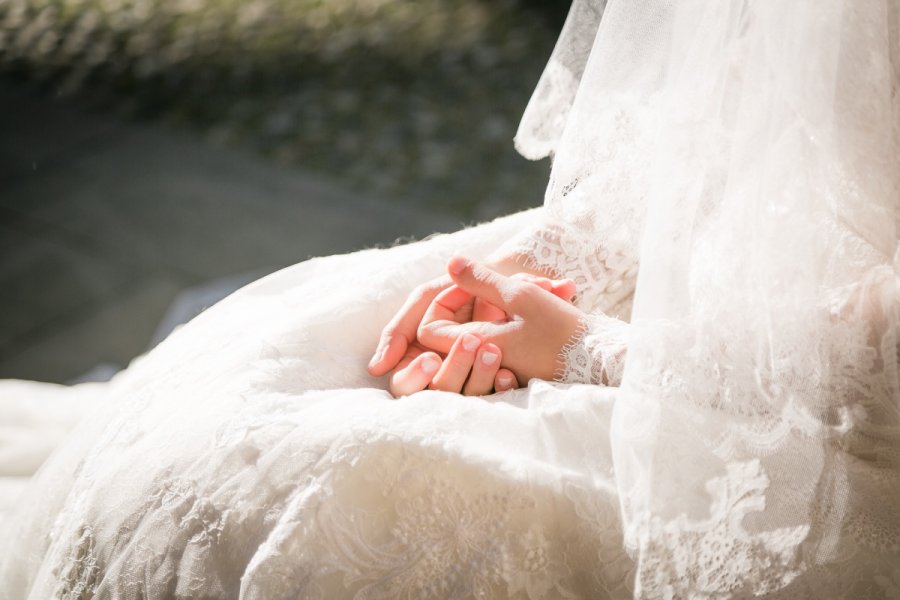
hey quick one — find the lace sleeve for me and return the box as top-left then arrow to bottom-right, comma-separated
492,207 -> 638,318
491,207 -> 635,387
556,312 -> 629,387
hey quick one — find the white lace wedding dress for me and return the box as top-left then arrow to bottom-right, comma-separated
0,208 -> 638,599
2,1 -> 899,598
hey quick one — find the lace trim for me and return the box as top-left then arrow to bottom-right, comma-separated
556,313 -> 629,386
636,460 -> 809,597
497,219 -> 638,317
513,0 -> 608,160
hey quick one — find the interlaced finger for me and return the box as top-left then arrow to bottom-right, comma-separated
389,350 -> 442,397
429,333 -> 482,392
368,275 -> 451,377
463,343 -> 503,396
418,285 -> 509,354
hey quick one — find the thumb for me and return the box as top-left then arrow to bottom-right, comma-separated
447,257 -> 519,312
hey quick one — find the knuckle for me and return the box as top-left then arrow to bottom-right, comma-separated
506,285 -> 533,308
412,277 -> 445,301
521,282 -> 541,298
416,321 -> 434,341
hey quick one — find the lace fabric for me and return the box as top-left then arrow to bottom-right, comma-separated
514,0 -> 900,596
544,1 -> 899,596
557,313 -> 629,387
0,212 -> 642,599
514,0 -> 608,161
497,211 -> 637,318
493,208 -> 634,388
1,0 -> 899,598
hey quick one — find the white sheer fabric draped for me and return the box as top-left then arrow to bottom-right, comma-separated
528,0 -> 900,596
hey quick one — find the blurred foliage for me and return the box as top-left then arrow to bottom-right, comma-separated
0,0 -> 571,219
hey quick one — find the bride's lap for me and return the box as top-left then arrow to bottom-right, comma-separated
1,208 -> 638,597
4,375 -> 628,598
1,209 -> 639,597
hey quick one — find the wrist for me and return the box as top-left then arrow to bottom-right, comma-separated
524,300 -> 584,382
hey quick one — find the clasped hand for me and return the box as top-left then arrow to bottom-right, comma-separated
367,256 -> 584,396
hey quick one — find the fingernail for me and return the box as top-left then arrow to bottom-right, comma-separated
462,333 -> 481,352
368,345 -> 385,368
421,356 -> 440,375
448,256 -> 469,276
497,375 -> 513,389
481,351 -> 498,365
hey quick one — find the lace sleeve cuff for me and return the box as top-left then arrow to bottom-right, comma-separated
493,215 -> 638,316
556,313 -> 629,386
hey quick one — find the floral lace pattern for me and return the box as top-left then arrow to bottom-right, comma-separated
3,2 -> 899,599
37,424 -> 635,599
285,447 -> 621,600
534,0 -> 899,596
499,216 -> 637,318
636,461 -> 808,598
557,313 -> 629,386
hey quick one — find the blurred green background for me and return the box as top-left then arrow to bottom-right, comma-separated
1,0 -> 569,219
0,0 -> 571,382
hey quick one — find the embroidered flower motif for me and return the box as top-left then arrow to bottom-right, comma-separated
504,525 -> 577,599
334,476 -> 517,599
639,461 -> 808,597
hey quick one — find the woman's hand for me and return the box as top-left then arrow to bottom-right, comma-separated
382,270 -> 573,396
418,257 -> 585,384
384,337 -> 519,397
366,253 -> 557,378
367,274 -> 454,378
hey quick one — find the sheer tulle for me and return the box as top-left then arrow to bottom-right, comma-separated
531,0 -> 900,596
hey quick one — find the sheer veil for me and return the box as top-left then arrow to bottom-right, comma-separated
523,0 -> 900,596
